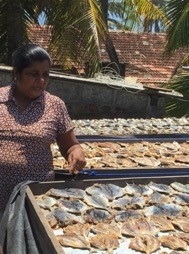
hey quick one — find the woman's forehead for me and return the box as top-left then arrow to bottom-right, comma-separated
25,60 -> 50,71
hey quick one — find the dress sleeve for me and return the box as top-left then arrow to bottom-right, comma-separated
55,98 -> 73,135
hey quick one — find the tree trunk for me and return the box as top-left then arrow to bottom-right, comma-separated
99,0 -> 124,76
99,0 -> 108,26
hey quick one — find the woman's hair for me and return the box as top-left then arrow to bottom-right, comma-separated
12,44 -> 52,73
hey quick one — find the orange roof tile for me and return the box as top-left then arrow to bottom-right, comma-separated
28,26 -> 189,88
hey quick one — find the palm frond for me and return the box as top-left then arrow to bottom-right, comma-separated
109,0 -> 167,31
0,0 -> 39,64
165,0 -> 189,52
166,73 -> 189,117
45,0 -> 107,76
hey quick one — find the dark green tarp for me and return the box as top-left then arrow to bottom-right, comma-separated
0,181 -> 40,254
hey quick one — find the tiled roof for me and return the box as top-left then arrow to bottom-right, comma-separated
28,25 -> 189,87
28,25 -> 52,51
100,31 -> 189,87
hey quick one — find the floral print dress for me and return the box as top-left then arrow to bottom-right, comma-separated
0,84 -> 73,212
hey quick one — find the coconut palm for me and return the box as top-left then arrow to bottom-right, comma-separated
0,0 -> 39,65
0,0 -> 115,76
165,0 -> 189,117
143,0 -> 169,32
0,0 -> 166,76
165,0 -> 189,52
108,0 -> 167,31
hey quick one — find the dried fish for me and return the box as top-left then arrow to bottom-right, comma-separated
140,185 -> 154,196
144,204 -> 182,217
129,234 -> 161,254
149,215 -> 175,232
121,219 -> 140,237
97,142 -> 121,152
173,232 -> 189,244
35,180 -> 189,253
171,182 -> 189,194
147,191 -> 173,205
35,196 -> 57,210
121,218 -> 156,237
53,208 -> 83,226
148,182 -> 174,194
85,208 -> 112,224
63,222 -> 90,237
86,183 -> 125,200
91,222 -> 121,237
89,233 -> 119,251
58,233 -> 90,249
53,140 -> 189,169
172,217 -> 189,233
131,156 -> 161,167
57,199 -> 88,214
174,193 -> 189,205
130,196 -> 146,209
84,191 -> 109,209
47,188 -> 86,199
175,155 -> 189,164
115,209 -> 143,222
160,235 -> 188,250
124,183 -> 145,196
111,196 -> 131,209
161,141 -> 181,151
42,210 -> 58,228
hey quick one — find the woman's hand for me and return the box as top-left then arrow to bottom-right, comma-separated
57,129 -> 86,174
67,144 -> 86,174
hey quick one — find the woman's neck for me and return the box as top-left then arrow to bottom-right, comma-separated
13,86 -> 33,111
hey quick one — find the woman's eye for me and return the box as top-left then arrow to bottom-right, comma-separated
25,72 -> 49,79
32,73 -> 39,78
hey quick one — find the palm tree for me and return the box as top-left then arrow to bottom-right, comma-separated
108,0 -> 166,31
165,0 -> 189,52
0,0 -> 38,65
165,0 -> 189,117
143,0 -> 169,32
0,0 -> 111,76
0,0 -> 166,76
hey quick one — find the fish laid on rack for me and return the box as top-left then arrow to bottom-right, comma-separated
53,208 -> 83,226
91,222 -> 122,238
148,215 -> 175,232
58,233 -> 91,249
171,217 -> 189,233
84,191 -> 110,209
160,235 -> 188,251
89,233 -> 119,252
121,218 -> 156,237
129,234 -> 161,254
35,181 -> 189,253
56,199 -> 88,214
144,203 -> 183,217
52,140 -> 189,170
47,188 -> 86,199
85,183 -> 125,200
63,222 -> 90,237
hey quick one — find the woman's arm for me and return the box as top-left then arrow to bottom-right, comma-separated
56,129 -> 86,173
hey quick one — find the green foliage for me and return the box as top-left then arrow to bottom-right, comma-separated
108,0 -> 167,31
165,0 -> 189,117
166,73 -> 189,117
165,0 -> 189,52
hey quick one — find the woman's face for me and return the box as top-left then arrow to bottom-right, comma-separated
15,60 -> 50,99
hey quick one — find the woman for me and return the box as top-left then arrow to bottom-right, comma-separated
0,44 -> 86,214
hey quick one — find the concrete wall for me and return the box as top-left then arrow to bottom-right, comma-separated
0,67 -> 165,119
